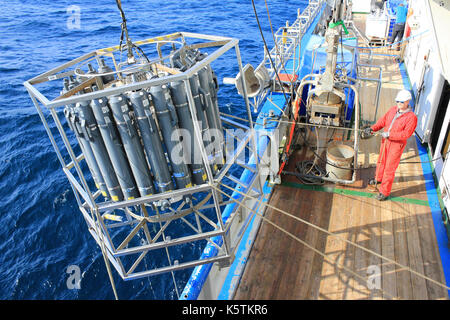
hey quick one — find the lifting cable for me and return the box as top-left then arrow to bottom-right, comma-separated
251,0 -> 291,112
263,0 -> 297,89
115,0 -> 150,63
215,181 -> 450,295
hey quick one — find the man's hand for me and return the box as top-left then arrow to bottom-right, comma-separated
364,127 -> 373,136
360,127 -> 374,139
381,131 -> 390,139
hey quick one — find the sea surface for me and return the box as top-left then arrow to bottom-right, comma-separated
0,0 -> 307,299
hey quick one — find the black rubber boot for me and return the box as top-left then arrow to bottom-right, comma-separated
375,192 -> 388,201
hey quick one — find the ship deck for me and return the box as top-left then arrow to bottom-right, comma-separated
233,14 -> 449,300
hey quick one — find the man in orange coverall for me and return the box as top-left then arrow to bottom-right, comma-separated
364,89 -> 418,201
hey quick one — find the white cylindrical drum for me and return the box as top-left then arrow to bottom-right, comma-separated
326,143 -> 355,181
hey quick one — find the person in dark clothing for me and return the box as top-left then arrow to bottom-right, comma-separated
389,3 -> 409,50
373,0 -> 387,11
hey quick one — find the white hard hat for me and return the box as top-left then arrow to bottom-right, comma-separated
396,89 -> 412,102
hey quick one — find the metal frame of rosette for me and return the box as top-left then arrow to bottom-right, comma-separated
23,31 -> 264,282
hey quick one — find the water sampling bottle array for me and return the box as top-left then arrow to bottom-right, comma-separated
62,50 -> 224,203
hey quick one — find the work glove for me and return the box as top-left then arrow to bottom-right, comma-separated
360,126 -> 374,139
381,131 -> 389,139
364,127 -> 373,135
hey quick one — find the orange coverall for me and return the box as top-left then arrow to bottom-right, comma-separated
370,106 -> 418,196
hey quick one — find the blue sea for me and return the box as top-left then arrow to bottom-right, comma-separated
0,0 -> 307,300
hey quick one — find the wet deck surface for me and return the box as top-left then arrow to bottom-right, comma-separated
233,14 -> 448,300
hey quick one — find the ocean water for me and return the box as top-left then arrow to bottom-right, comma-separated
0,0 -> 307,300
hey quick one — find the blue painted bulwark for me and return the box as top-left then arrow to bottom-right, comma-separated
399,61 -> 450,293
415,136 -> 450,294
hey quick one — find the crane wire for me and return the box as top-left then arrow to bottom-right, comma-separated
254,0 -> 364,175
115,0 -> 150,63
251,0 -> 291,112
264,0 -> 297,88
92,0 -> 155,301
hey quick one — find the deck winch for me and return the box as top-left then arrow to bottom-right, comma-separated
307,91 -> 344,126
305,27 -> 347,127
278,3 -> 360,185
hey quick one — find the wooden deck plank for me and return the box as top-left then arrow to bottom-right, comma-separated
233,189 -> 280,299
290,192 -> 324,299
415,205 -> 448,299
316,195 -> 342,299
378,194 -> 398,299
233,185 -> 447,300
402,202 -> 429,299
262,188 -> 291,299
268,188 -> 310,299
345,195 -> 366,299
233,187 -> 317,299
368,196 -> 383,299
391,198 -> 414,299
317,193 -> 352,299
393,148 -> 429,299
306,196 -> 332,299
351,195 -> 373,299
259,188 -> 296,299
390,151 -> 414,300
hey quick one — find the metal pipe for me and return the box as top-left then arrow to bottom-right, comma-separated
169,80 -> 207,185
123,255 -> 229,280
97,183 -> 210,212
115,229 -> 225,257
234,44 -> 265,195
49,107 -> 97,208
355,63 -> 382,121
149,84 -> 192,189
28,50 -> 97,85
128,88 -> 174,192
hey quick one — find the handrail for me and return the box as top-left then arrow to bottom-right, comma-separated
356,63 -> 382,122
250,0 -> 325,111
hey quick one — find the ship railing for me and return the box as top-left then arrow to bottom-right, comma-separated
356,63 -> 382,123
252,0 -> 325,111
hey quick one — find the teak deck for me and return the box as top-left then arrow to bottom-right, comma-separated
233,14 -> 448,300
